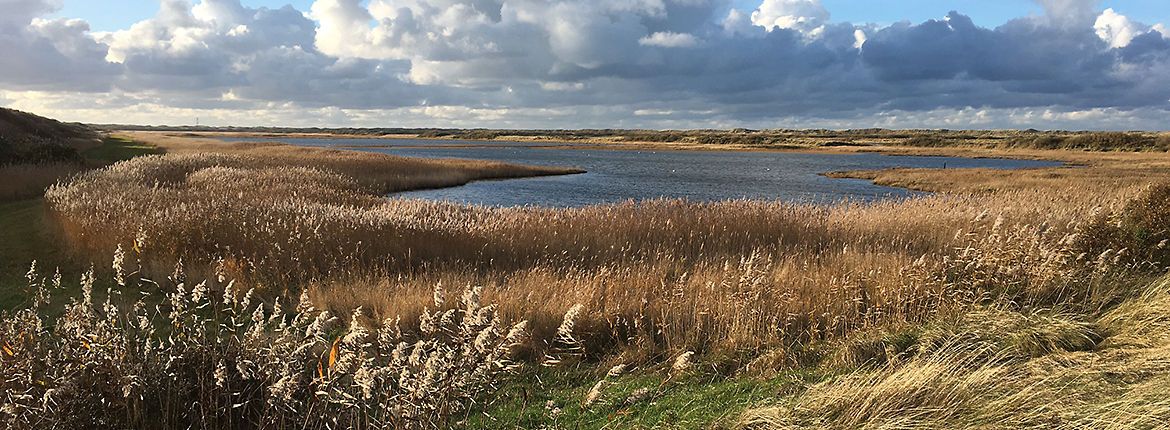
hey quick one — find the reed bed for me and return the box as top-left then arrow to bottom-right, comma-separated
47,152 -> 1122,273
42,151 -> 1166,359
15,147 -> 1170,428
310,193 -> 1160,364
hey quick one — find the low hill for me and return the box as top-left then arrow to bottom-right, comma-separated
103,124 -> 1170,152
0,108 -> 98,165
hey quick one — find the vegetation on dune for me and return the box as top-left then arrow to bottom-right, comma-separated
0,106 -> 161,202
0,143 -> 83,166
0,108 -> 94,143
0,108 -> 97,164
900,131 -> 1170,152
0,109 -> 90,201
110,125 -> 1170,153
1008,131 -> 1170,152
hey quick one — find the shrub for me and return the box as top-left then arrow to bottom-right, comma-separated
1007,132 -> 1168,152
0,138 -> 82,166
899,136 -> 951,147
1117,183 -> 1170,266
1072,183 -> 1170,269
1063,132 -> 1157,151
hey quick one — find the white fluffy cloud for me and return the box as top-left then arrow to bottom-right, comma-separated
0,0 -> 1169,129
1095,8 -> 1143,48
750,0 -> 828,35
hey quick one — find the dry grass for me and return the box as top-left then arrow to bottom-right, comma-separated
824,146 -> 1170,194
45,152 -> 581,281
43,137 -> 1167,364
308,184 -> 1161,364
116,131 -> 583,193
12,131 -> 1170,428
736,276 -> 1170,430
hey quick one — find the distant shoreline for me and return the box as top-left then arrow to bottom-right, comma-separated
115,129 -> 1170,198
118,129 -> 1100,160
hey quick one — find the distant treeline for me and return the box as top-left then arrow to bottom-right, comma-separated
96,123 -> 1170,152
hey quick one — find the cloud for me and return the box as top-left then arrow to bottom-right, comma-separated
0,0 -> 1168,129
0,0 -> 119,91
86,0 -> 430,110
1035,0 -> 1101,28
639,31 -> 700,47
1155,24 -> 1170,38
750,0 -> 829,35
0,0 -> 61,28
1095,8 -> 1144,48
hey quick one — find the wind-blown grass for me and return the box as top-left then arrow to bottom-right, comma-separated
736,276 -> 1170,430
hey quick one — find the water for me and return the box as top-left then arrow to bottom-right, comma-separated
219,137 -> 1061,207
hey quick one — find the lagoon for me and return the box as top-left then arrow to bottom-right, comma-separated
220,137 -> 1060,207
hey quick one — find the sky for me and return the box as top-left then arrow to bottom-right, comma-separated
3,0 -> 1170,129
51,1 -> 1170,33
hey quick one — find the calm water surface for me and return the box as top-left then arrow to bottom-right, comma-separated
220,137 -> 1060,207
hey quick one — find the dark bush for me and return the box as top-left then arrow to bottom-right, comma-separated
1074,183 -> 1170,269
1011,135 -> 1067,149
899,136 -> 951,147
1157,135 -> 1170,150
1008,132 -> 1167,152
1063,132 -> 1157,151
1119,184 -> 1170,266
0,136 -> 83,166
695,134 -> 772,146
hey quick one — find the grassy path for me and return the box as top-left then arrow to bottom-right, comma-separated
0,199 -> 63,308
81,136 -> 162,164
0,136 -> 160,309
